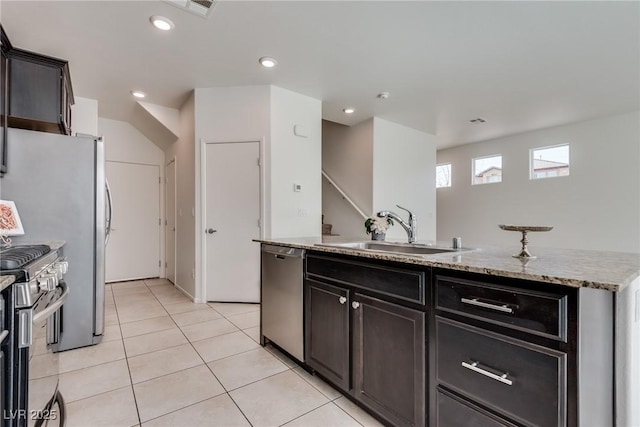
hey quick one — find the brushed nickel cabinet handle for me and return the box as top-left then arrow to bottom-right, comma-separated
352,301 -> 360,309
461,297 -> 514,314
339,296 -> 347,304
461,361 -> 513,386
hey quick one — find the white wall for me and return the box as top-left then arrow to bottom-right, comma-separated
194,86 -> 270,234
372,118 -> 437,242
163,93 -> 196,297
71,96 -> 98,136
99,118 -> 166,278
193,85 -> 321,299
270,86 -> 322,237
322,119 -> 373,236
102,118 -> 165,166
437,111 -> 640,252
322,176 -> 368,238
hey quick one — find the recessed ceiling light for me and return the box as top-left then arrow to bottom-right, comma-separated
150,16 -> 175,31
376,92 -> 390,99
470,118 -> 486,123
343,108 -> 355,114
131,90 -> 146,99
259,57 -> 278,68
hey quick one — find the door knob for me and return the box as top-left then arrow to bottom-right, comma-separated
206,228 -> 217,234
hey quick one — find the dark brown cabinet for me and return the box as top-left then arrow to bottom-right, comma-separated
436,317 -> 566,427
433,271 -> 575,427
305,253 -> 426,427
437,388 -> 517,427
7,48 -> 73,135
296,252 -> 612,427
305,279 -> 350,390
0,25 -> 10,175
353,293 -> 425,427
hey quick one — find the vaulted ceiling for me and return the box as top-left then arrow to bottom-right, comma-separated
2,1 -> 638,148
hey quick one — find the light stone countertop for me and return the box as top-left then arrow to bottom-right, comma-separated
256,236 -> 640,292
0,275 -> 16,292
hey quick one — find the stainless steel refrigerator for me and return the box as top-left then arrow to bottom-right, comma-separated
1,127 -> 110,351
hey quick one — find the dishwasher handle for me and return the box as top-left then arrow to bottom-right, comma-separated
262,245 -> 305,259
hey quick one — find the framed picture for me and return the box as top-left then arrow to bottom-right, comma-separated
0,200 -> 24,236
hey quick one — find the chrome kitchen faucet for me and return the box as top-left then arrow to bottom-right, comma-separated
377,205 -> 417,243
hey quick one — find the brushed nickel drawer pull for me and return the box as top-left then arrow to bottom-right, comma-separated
461,361 -> 513,386
461,297 -> 514,314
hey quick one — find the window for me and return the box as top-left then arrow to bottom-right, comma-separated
436,163 -> 452,188
530,144 -> 570,180
472,155 -> 502,185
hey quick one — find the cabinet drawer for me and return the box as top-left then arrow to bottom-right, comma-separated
435,275 -> 567,341
437,388 -> 516,427
436,317 -> 566,427
307,254 -> 425,304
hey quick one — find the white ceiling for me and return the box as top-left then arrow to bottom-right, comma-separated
2,1 -> 638,149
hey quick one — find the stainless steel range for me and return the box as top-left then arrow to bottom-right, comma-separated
0,244 -> 69,427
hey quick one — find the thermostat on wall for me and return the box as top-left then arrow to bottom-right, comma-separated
293,125 -> 309,138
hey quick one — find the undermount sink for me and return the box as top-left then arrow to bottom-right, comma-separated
316,241 -> 463,256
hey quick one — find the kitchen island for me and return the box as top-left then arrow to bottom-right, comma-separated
256,237 -> 640,427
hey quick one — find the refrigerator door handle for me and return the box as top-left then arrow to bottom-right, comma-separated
105,179 -> 113,246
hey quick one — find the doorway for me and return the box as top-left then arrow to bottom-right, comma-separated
105,161 -> 161,282
203,141 -> 261,302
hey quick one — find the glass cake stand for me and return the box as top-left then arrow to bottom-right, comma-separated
498,225 -> 553,259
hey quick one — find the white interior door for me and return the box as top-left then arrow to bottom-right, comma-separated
106,161 -> 161,282
165,159 -> 176,284
205,141 -> 261,302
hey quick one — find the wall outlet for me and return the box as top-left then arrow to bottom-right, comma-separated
191,268 -> 195,279
293,183 -> 302,192
297,208 -> 308,217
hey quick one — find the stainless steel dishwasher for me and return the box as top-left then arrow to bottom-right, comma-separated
261,244 -> 305,362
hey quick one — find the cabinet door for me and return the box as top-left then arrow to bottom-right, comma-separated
9,57 -> 61,124
304,279 -> 350,390
352,293 -> 426,427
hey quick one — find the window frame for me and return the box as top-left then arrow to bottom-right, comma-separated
436,162 -> 452,189
471,154 -> 503,185
529,143 -> 570,181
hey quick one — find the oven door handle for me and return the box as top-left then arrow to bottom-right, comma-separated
32,281 -> 69,325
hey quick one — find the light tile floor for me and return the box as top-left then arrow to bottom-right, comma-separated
58,279 -> 384,427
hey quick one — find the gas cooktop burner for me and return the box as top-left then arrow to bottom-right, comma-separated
0,245 -> 52,270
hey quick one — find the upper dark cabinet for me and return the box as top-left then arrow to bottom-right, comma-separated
1,24 -> 11,175
7,47 -> 74,135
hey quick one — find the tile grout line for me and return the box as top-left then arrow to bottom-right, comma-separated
107,282 -> 355,426
152,290 -> 257,426
277,400 -> 364,427
113,282 -> 144,427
